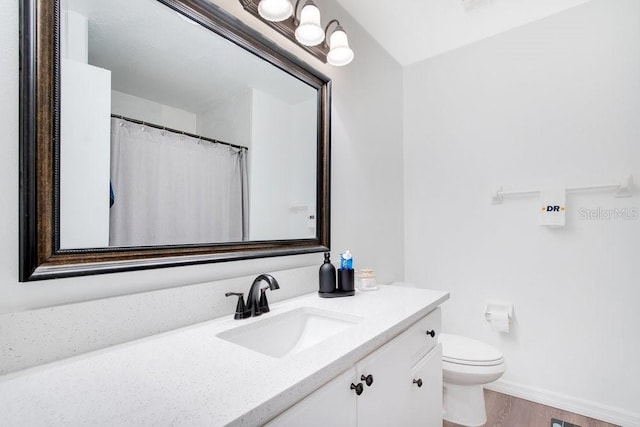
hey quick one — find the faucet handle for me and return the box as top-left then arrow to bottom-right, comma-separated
225,292 -> 251,320
259,288 -> 271,313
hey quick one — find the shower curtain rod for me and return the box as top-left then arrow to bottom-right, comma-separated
111,114 -> 248,151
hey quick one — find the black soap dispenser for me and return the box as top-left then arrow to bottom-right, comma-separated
318,252 -> 337,296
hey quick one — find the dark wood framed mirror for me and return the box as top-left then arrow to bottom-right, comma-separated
19,0 -> 331,281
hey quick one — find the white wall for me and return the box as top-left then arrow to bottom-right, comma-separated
60,59 -> 111,249
403,0 -> 640,423
60,10 -> 88,63
197,89 -> 253,147
250,89 -> 292,240
0,0 -> 404,372
59,9 -> 111,249
289,97 -> 317,238
249,90 -> 317,240
111,90 -> 197,133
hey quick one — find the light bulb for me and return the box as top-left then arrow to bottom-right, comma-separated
294,2 -> 324,46
258,0 -> 293,22
327,26 -> 353,66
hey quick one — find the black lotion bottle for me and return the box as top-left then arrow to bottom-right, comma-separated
318,252 -> 337,294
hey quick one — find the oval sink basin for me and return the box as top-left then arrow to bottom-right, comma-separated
216,307 -> 363,358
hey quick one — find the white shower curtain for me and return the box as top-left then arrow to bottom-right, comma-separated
109,118 -> 248,246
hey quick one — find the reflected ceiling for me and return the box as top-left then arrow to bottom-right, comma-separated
65,0 -> 314,113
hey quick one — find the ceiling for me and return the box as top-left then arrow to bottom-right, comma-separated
334,0 -> 595,66
66,0 -> 598,108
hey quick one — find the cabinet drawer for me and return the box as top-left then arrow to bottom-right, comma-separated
403,308 -> 441,367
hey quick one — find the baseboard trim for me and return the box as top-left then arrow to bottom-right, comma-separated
485,380 -> 640,427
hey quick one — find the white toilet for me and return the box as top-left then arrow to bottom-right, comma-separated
439,333 -> 506,427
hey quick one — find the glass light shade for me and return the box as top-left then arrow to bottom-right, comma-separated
327,28 -> 354,66
258,0 -> 293,22
294,3 -> 324,46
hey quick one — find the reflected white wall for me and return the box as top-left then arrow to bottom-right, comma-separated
111,90 -> 197,133
60,59 -> 111,249
289,97 -> 317,238
249,90 -> 316,240
197,89 -> 253,147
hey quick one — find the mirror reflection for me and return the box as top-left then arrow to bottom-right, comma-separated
59,0 -> 318,249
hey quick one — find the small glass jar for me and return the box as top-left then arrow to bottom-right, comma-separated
356,269 -> 378,291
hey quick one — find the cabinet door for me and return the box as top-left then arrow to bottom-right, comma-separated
266,368 -> 357,427
406,344 -> 443,427
267,309 -> 443,427
355,332 -> 413,427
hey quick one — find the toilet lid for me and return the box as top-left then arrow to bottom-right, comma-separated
439,333 -> 504,366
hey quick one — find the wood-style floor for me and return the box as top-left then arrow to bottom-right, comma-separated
443,390 -> 620,427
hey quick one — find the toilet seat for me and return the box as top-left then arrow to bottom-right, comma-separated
440,333 -> 504,366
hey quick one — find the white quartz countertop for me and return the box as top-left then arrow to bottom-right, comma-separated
0,283 -> 448,426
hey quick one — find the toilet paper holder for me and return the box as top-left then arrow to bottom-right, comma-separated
484,302 -> 514,322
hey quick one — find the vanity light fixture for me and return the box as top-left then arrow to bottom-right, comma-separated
244,0 -> 354,66
325,20 -> 353,66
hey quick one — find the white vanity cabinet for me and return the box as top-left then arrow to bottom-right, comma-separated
267,308 -> 442,427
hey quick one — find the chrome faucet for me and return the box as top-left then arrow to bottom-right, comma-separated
246,274 -> 280,317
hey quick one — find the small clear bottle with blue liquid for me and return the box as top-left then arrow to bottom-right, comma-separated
338,250 -> 355,293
